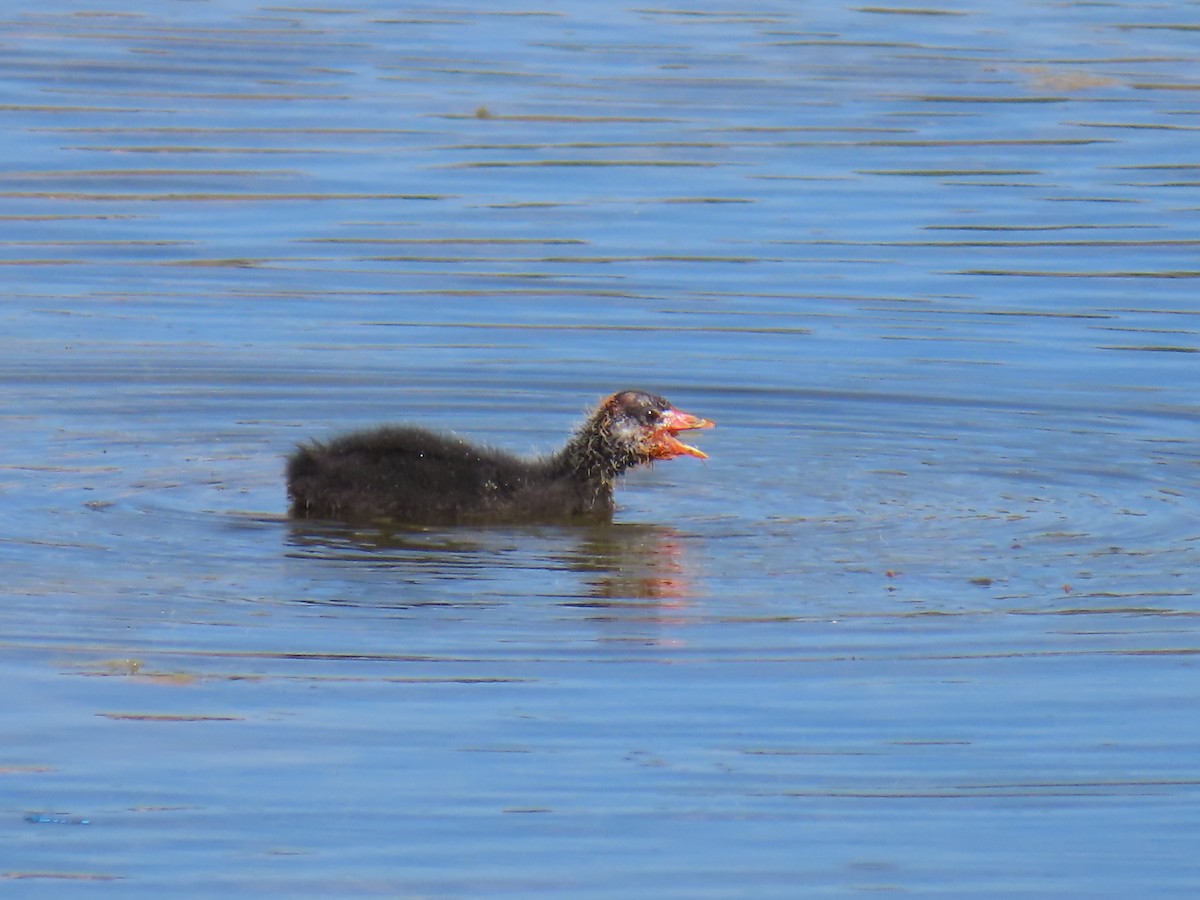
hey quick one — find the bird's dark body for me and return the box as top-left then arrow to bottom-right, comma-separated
286,425 -> 611,524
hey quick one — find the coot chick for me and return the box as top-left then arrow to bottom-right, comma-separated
286,390 -> 713,525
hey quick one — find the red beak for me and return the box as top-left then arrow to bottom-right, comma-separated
651,407 -> 715,460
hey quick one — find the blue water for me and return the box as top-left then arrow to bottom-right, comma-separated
2,1 -> 1198,896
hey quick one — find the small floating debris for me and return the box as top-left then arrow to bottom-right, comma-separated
2,872 -> 120,881
25,812 -> 91,826
96,712 -> 242,722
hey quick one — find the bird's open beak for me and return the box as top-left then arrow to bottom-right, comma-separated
652,407 -> 715,460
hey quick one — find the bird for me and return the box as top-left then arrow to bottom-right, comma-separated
286,390 -> 713,525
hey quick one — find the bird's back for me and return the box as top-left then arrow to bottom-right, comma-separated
287,425 -> 611,524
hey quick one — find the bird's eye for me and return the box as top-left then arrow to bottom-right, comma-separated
644,408 -> 660,423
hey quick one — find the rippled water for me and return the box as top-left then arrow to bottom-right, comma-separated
2,2 -> 1198,896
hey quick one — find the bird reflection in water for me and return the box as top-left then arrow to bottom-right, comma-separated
561,525 -> 696,608
285,521 -> 700,616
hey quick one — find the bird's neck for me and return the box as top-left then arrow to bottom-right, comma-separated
552,419 -> 640,486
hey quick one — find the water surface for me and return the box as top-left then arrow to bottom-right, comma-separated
2,2 -> 1198,896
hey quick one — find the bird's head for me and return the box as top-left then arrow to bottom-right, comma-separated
597,390 -> 714,464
